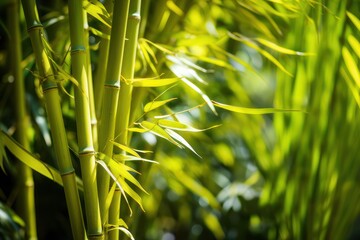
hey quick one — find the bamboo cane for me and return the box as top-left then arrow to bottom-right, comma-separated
97,0 -> 130,229
110,2 -> 141,239
20,0 -> 86,239
8,0 -> 37,238
67,0 -> 103,238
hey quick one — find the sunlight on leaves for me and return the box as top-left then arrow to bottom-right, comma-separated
212,101 -> 302,114
144,98 -> 177,113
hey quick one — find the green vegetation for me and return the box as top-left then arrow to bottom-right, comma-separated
0,0 -> 359,239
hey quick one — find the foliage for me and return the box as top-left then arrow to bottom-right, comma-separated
0,0 -> 359,239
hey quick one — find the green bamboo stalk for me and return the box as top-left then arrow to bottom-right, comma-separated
83,10 -> 98,150
8,0 -> 37,239
67,0 -> 103,238
97,0 -> 130,227
94,0 -> 113,120
116,0 -> 141,147
110,2 -> 141,239
20,0 -> 86,239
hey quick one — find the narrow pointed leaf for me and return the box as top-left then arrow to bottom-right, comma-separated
212,101 -> 301,114
158,119 -> 220,132
83,0 -> 111,28
0,131 -> 63,185
181,77 -> 217,114
347,11 -> 360,30
131,77 -> 179,87
144,98 -> 177,113
139,121 -> 182,147
110,140 -> 140,158
255,38 -> 313,56
343,47 -> 360,87
228,32 -> 293,76
167,0 -> 183,16
165,129 -> 201,158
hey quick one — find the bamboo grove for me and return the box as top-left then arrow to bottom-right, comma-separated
0,0 -> 359,239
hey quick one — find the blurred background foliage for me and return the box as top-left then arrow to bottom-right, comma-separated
0,0 -> 360,239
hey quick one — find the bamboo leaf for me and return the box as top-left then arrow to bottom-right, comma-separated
107,160 -> 148,194
107,226 -> 134,240
114,155 -> 158,164
0,131 -> 63,185
104,182 -> 117,222
158,119 -> 220,132
139,121 -> 182,147
212,101 -> 301,114
109,140 -> 140,158
201,210 -> 225,240
96,159 -> 132,216
141,39 -> 174,54
165,129 -> 201,158
83,0 -> 111,28
347,11 -> 360,30
167,0 -> 184,16
128,127 -> 148,133
144,98 -> 177,112
228,32 -> 293,76
131,77 -> 179,87
342,47 -> 360,87
255,37 -> 313,56
169,166 -> 220,209
88,26 -> 110,40
348,35 -> 360,58
181,77 -> 217,115
117,176 -> 145,213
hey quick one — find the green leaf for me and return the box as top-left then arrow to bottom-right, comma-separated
184,77 -> 217,114
88,27 -> 110,40
109,140 -> 140,158
165,129 -> 201,158
228,32 -> 293,76
83,0 -> 111,28
167,0 -> 184,16
158,119 -> 220,132
96,153 -> 147,214
131,77 -> 179,87
348,35 -> 360,58
212,101 -> 301,114
347,11 -> 360,31
343,47 -> 360,87
255,37 -> 313,56
96,159 -> 132,215
201,209 -> 225,240
144,98 -> 177,112
139,121 -> 182,147
128,127 -> 148,133
0,131 -> 63,186
141,39 -> 174,55
114,155 -> 158,164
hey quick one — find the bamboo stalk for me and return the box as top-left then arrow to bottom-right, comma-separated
67,0 -> 103,238
20,0 -> 86,239
94,0 -> 114,120
110,2 -> 141,239
83,11 -> 98,151
97,0 -> 130,228
8,0 -> 37,238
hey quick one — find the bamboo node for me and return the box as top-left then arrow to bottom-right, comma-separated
104,81 -> 120,89
71,45 -> 86,55
79,147 -> 95,156
27,23 -> 43,32
60,168 -> 76,176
